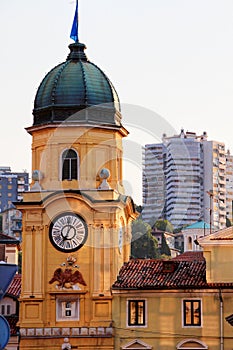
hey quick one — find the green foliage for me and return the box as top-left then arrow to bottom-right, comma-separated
135,205 -> 143,214
159,233 -> 171,257
226,217 -> 232,227
131,219 -> 159,259
154,219 -> 174,233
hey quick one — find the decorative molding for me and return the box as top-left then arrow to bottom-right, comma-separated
20,327 -> 113,338
176,338 -> 208,349
25,225 -> 44,232
121,339 -> 152,349
49,256 -> 86,290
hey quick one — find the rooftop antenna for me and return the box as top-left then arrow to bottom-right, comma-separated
70,0 -> 79,42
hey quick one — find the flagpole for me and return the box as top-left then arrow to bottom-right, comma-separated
70,0 -> 79,42
76,0 -> 79,43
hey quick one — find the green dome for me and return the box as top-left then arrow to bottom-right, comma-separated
33,42 -> 121,126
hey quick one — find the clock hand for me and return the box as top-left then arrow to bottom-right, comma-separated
62,225 -> 71,240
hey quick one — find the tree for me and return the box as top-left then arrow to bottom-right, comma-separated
159,233 -> 171,257
131,219 -> 159,259
154,219 -> 174,233
226,217 -> 232,227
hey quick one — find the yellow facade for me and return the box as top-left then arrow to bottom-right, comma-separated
112,227 -> 233,350
26,123 -> 127,193
17,122 -> 137,349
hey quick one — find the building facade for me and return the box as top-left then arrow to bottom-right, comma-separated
202,140 -> 226,230
142,130 -> 231,230
0,167 -> 29,212
17,35 -> 137,349
182,221 -> 210,252
226,150 -> 233,223
112,227 -> 233,350
2,206 -> 22,239
142,143 -> 166,223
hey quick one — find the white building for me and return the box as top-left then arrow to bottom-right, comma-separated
182,221 -> 211,252
226,150 -> 233,223
142,143 -> 166,223
142,130 -> 231,230
203,140 -> 226,230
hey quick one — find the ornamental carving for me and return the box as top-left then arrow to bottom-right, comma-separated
49,256 -> 86,290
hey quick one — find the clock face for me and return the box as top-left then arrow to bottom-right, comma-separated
49,213 -> 88,252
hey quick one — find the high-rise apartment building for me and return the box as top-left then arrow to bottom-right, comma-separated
142,143 -> 166,223
226,150 -> 233,223
202,141 -> 226,230
0,167 -> 29,212
142,130 -> 231,230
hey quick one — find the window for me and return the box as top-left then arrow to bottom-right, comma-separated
183,300 -> 201,327
62,149 -> 79,181
7,305 -> 10,315
1,304 -> 10,315
128,300 -> 146,326
56,298 -> 79,321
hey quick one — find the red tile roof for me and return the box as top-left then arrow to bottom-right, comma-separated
6,274 -> 21,297
112,252 -> 233,290
112,258 -> 206,289
173,251 -> 205,261
199,226 -> 233,242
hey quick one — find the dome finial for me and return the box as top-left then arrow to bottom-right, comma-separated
70,0 -> 79,43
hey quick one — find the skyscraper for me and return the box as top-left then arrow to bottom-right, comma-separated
142,130 -> 230,230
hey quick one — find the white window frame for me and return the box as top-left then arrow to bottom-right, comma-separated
56,298 -> 79,322
126,298 -> 147,328
182,298 -> 202,328
60,148 -> 79,181
0,303 -> 11,316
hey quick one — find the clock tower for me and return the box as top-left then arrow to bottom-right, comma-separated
17,40 -> 137,349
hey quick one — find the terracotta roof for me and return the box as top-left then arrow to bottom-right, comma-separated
199,226 -> 233,243
173,251 -> 205,261
6,274 -> 21,297
112,252 -> 233,290
112,257 -> 207,289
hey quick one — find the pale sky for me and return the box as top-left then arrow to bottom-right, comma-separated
1,0 -> 233,204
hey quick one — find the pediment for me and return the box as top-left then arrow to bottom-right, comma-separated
176,338 -> 208,349
121,339 -> 152,349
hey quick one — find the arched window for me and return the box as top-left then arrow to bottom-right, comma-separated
188,236 -> 192,251
61,149 -> 79,181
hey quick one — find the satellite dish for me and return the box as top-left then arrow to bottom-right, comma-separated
0,315 -> 10,350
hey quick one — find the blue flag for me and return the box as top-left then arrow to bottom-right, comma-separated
70,1 -> 78,42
